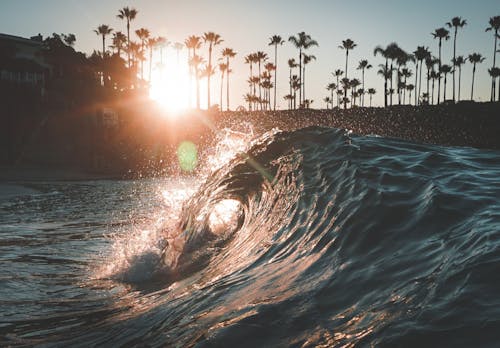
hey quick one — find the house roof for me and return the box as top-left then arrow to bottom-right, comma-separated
0,33 -> 44,47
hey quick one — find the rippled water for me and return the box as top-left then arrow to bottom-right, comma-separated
1,127 -> 500,347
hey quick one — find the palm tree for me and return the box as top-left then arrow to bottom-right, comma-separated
135,28 -> 150,80
486,16 -> 500,101
302,53 -> 316,106
357,59 -> 372,106
203,32 -> 223,108
218,63 -> 228,111
288,32 -> 318,106
367,88 -> 376,107
332,69 -> 343,107
111,31 -> 127,56
326,83 -> 336,108
432,27 -> 450,104
406,84 -> 415,104
146,37 -> 159,83
413,46 -> 430,105
323,96 -> 332,109
264,63 -> 276,109
377,64 -> 392,105
374,43 -> 399,106
268,35 -> 285,110
489,67 -> 500,101
401,68 -> 413,104
190,55 -> 205,109
452,56 -> 466,102
429,70 -> 440,104
117,6 -> 138,68
185,35 -> 202,108
349,79 -> 361,106
440,64 -> 453,101
339,39 -> 357,108
425,56 -> 439,103
254,51 -> 268,109
468,53 -> 485,100
290,75 -> 300,109
395,49 -> 413,104
288,58 -> 298,107
94,25 -> 113,58
446,17 -> 467,102
221,48 -> 237,111
340,77 -> 351,109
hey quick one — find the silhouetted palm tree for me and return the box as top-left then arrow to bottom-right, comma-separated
440,64 -> 453,101
326,83 -> 336,108
221,48 -> 236,111
468,53 -> 485,100
339,39 -> 357,108
146,37 -> 159,83
429,70 -> 440,104
94,25 -> 113,58
432,27 -> 450,104
289,32 -> 318,105
446,17 -> 467,102
203,32 -> 223,108
367,88 -> 376,107
489,67 -> 500,101
425,56 -> 438,103
117,7 -> 138,68
111,31 -> 127,56
452,56 -> 466,101
377,64 -> 392,105
413,46 -> 430,105
486,16 -> 500,101
190,54 -> 205,109
185,35 -> 202,108
288,58 -> 298,108
357,59 -> 372,106
255,51 -> 268,110
374,43 -> 400,106
332,69 -> 343,107
218,63 -> 227,111
302,53 -> 316,106
291,75 -> 300,109
268,35 -> 285,110
135,28 -> 150,80
406,84 -> 415,104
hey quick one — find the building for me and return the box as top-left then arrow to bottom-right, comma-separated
0,33 -> 50,93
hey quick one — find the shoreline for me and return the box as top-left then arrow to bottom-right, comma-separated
1,102 -> 499,180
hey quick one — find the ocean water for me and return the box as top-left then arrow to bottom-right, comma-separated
1,126 -> 500,347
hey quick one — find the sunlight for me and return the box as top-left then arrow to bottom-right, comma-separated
149,53 -> 190,114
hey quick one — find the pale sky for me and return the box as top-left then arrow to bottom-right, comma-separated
1,0 -> 498,109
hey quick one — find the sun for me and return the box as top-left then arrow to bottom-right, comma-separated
149,56 -> 190,114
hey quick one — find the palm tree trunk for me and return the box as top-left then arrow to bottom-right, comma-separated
298,48 -> 302,106
432,77 -> 435,105
438,40 -> 442,104
208,45 -> 212,108
418,61 -> 423,105
452,29 -> 457,102
443,74 -> 447,101
370,95 -> 373,107
102,35 -> 105,58
302,65 -> 306,104
458,66 -> 461,102
471,64 -> 476,100
149,46 -> 153,83
361,69 -> 365,107
491,30 -> 498,101
426,67 -> 430,102
390,61 -> 394,106
258,62 -> 262,110
415,61 -> 419,105
127,21 -> 131,68
226,59 -> 230,111
220,71 -> 224,111
274,44 -> 278,111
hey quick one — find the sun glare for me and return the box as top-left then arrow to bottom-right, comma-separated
149,55 -> 190,114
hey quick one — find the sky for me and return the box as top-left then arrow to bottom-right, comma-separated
1,0 -> 499,109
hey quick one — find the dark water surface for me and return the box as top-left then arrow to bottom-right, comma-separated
1,127 -> 500,347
